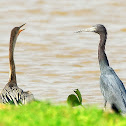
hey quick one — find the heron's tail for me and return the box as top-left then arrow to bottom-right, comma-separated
111,104 -> 120,114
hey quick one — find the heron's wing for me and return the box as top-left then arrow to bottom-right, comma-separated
1,87 -> 17,105
100,67 -> 126,111
1,85 -> 34,105
20,91 -> 34,104
1,85 -> 23,105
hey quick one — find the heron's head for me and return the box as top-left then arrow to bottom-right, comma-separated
10,23 -> 26,40
10,23 -> 26,46
76,24 -> 107,35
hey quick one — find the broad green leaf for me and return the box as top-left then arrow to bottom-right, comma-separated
74,89 -> 82,104
67,89 -> 82,107
67,94 -> 80,106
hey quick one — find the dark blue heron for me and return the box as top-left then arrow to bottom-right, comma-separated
77,24 -> 126,113
0,24 -> 34,105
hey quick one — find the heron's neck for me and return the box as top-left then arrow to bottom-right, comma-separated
98,33 -> 109,71
8,36 -> 17,85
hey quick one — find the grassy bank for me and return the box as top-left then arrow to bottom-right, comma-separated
0,101 -> 126,126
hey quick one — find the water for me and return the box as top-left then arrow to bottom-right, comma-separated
0,0 -> 126,106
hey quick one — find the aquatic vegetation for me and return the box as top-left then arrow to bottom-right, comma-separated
67,89 -> 82,106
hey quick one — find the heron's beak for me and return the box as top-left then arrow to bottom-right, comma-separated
75,26 -> 96,33
18,23 -> 26,34
19,23 -> 26,28
84,27 -> 96,32
19,29 -> 25,34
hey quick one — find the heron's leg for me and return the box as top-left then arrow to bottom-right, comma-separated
104,100 -> 107,111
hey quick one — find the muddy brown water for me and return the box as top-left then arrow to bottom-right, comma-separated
0,0 -> 126,106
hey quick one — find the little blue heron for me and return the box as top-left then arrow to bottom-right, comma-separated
77,24 -> 126,113
1,24 -> 34,105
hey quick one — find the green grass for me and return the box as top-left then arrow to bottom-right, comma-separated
0,101 -> 126,126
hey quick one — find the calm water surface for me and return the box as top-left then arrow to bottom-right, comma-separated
0,0 -> 126,106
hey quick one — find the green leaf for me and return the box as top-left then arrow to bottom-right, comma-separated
67,94 -> 80,106
74,89 -> 82,104
67,89 -> 82,107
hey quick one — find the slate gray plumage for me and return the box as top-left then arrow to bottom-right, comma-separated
84,24 -> 126,113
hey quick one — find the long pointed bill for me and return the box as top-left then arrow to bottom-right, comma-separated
75,26 -> 96,33
18,23 -> 26,34
19,23 -> 26,28
19,29 -> 25,34
84,27 -> 96,32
